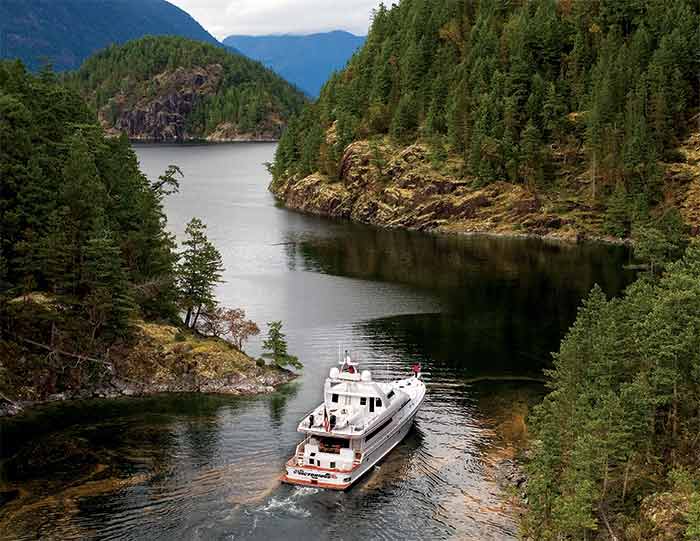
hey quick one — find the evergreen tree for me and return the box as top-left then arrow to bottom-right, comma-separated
390,92 -> 419,142
268,0 -> 699,238
525,241 -> 700,538
82,223 -> 134,340
261,321 -> 302,369
177,218 -> 224,329
520,119 -> 544,189
605,181 -> 631,237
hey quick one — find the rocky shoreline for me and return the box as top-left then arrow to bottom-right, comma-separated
127,136 -> 279,144
271,130 -> 700,244
0,321 -> 297,419
0,370 -> 294,419
270,141 -> 611,244
494,457 -> 529,503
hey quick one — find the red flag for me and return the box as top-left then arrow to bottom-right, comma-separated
411,363 -> 421,376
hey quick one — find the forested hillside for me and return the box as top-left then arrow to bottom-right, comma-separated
0,61 -> 290,411
524,240 -> 700,539
0,58 -> 177,366
65,36 -> 307,141
223,31 -> 366,97
271,0 -> 700,243
0,0 -> 220,72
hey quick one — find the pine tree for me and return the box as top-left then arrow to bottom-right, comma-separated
261,321 -> 302,369
390,93 -> 418,142
520,119 -> 544,189
82,222 -> 134,340
605,181 -> 631,238
177,218 -> 224,329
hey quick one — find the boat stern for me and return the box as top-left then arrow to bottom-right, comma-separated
281,461 -> 353,490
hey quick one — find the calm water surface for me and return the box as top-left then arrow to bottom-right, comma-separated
0,143 -> 634,540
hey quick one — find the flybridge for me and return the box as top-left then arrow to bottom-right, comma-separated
281,352 -> 426,490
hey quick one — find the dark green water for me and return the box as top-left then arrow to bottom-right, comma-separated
0,143 -> 634,540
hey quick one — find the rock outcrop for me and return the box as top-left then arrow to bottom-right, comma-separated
97,64 -> 287,142
100,65 -> 222,141
272,139 -> 585,241
0,321 -> 296,417
272,127 -> 700,242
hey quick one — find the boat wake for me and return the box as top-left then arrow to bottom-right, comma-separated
258,487 -> 318,519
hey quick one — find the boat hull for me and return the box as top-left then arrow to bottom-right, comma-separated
281,405 -> 420,490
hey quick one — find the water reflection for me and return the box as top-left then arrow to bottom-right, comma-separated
268,382 -> 300,428
288,230 -> 634,379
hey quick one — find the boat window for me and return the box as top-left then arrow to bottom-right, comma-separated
360,397 -> 366,406
369,397 -> 375,412
309,458 -> 315,465
330,462 -> 336,469
366,417 -> 393,441
332,393 -> 339,403
376,398 -> 382,408
387,390 -> 395,399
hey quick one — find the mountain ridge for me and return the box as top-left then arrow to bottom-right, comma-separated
0,0 -> 221,71
223,31 -> 366,97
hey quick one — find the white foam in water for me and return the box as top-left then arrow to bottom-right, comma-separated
260,495 -> 311,519
292,487 -> 319,496
256,486 -> 320,518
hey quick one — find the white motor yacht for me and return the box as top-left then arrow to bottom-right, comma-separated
282,355 -> 425,490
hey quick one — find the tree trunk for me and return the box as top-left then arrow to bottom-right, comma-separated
602,456 -> 609,497
591,154 -> 597,202
673,379 -> 678,440
622,459 -> 631,502
192,305 -> 202,329
184,308 -> 192,328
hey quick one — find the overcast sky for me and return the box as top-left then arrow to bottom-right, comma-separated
169,0 -> 379,40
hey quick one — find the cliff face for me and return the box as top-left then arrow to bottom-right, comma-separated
101,65 -> 220,141
272,126 -> 700,242
99,64 -> 283,142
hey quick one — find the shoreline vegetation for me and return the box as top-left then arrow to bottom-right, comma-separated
0,61 -> 300,420
128,136 -> 280,144
271,128 -> 699,247
270,1 -> 699,250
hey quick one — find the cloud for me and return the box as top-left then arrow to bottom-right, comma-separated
169,0 -> 380,39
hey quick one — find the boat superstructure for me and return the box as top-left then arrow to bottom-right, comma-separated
282,354 -> 425,490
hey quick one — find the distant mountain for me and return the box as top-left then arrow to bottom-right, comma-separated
223,31 -> 366,98
0,0 -> 221,71
65,36 -> 306,142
